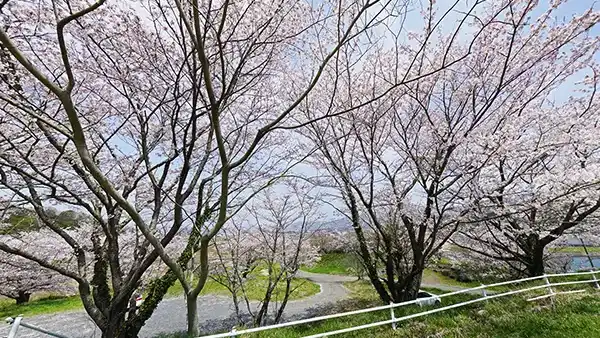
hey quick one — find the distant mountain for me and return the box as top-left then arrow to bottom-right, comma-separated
282,218 -> 352,233
316,218 -> 351,232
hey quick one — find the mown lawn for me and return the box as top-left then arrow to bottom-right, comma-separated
422,268 -> 481,288
304,252 -> 478,289
0,295 -> 82,319
302,252 -> 360,275
166,274 -> 320,301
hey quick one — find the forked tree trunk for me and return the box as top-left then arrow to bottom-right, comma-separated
274,279 -> 293,324
254,283 -> 275,327
123,216 -> 210,337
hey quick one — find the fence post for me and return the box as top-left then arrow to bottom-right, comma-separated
592,270 -> 600,289
543,275 -> 554,294
231,326 -> 237,338
6,316 -> 22,338
543,275 -> 555,305
390,302 -> 397,330
481,284 -> 488,298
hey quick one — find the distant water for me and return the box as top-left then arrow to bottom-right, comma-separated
570,256 -> 600,271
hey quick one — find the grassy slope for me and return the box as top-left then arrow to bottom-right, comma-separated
304,252 -> 478,288
422,268 -> 481,288
244,279 -> 600,338
302,252 -> 359,275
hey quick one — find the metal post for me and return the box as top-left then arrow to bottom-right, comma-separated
231,326 -> 237,338
389,302 -> 396,330
481,284 -> 488,298
6,316 -> 22,338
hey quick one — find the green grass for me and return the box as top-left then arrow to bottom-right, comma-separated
343,280 -> 384,301
238,281 -> 600,338
155,277 -> 600,338
422,268 -> 481,288
550,246 -> 600,254
0,295 -> 82,319
2,272 -> 319,319
166,275 -> 320,301
303,253 -> 480,290
302,252 -> 360,275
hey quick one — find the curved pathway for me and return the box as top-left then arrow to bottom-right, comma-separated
0,272 -> 479,338
0,272 -> 358,338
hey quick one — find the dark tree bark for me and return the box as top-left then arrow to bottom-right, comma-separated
15,290 -> 31,305
345,184 -> 392,304
517,233 -> 546,277
122,221 -> 206,336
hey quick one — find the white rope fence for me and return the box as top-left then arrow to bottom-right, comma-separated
199,270 -> 600,338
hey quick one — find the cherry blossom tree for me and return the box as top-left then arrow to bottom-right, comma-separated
3,0 -> 596,335
0,245 -> 73,304
212,182 -> 321,326
309,230 -> 357,254
0,0 -> 304,336
0,207 -> 86,304
0,206 -> 188,313
456,74 -> 600,276
0,0 -> 492,335
304,0 -> 600,301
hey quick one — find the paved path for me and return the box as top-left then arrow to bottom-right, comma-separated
0,272 -> 479,338
0,272 -> 358,338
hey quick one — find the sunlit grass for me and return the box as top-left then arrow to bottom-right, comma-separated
0,295 -> 82,319
166,274 -> 320,301
302,252 -> 360,275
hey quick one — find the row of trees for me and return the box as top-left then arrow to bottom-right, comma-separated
0,0 -> 599,337
301,1 -> 600,301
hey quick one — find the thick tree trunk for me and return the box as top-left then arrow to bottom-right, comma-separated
123,215 -> 211,337
186,294 -> 199,337
99,312 -> 130,338
518,233 -> 546,277
15,291 -> 31,304
344,183 -> 392,304
525,244 -> 546,277
351,221 -> 390,303
386,266 -> 424,303
399,269 -> 423,302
